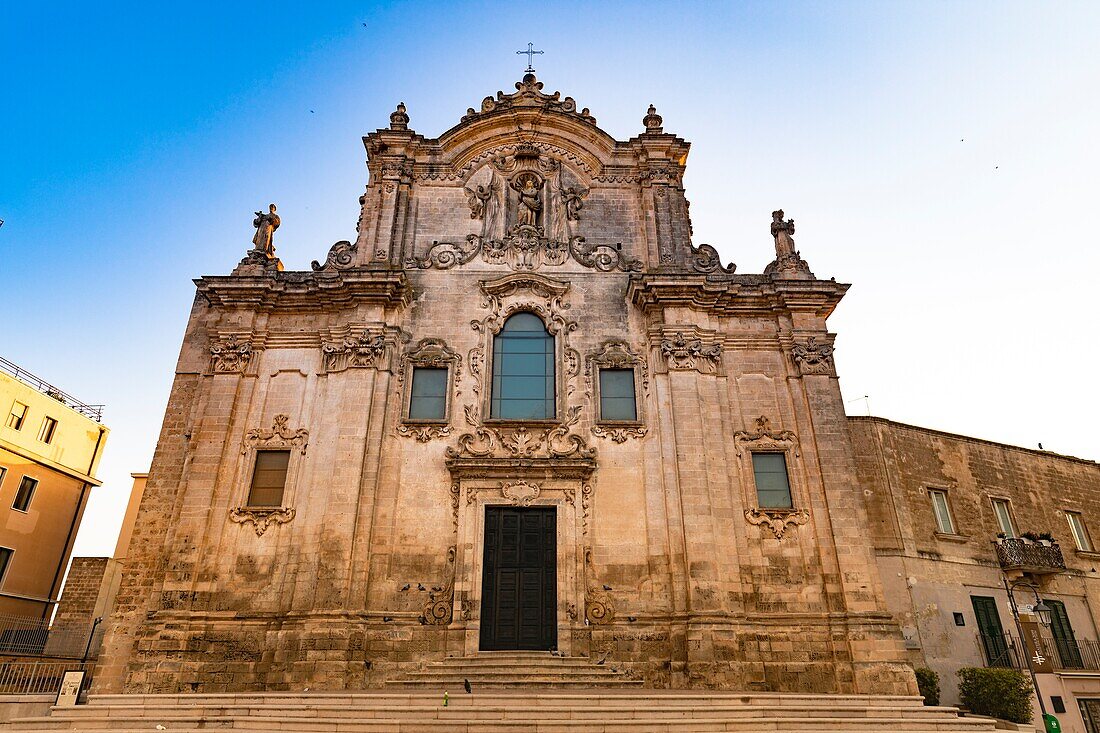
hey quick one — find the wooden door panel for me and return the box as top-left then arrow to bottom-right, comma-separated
480,506 -> 556,651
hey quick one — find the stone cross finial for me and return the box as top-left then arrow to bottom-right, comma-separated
643,104 -> 663,133
390,102 -> 409,130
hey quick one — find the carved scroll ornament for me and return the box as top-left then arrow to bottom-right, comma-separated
311,240 -> 358,271
690,243 -> 736,274
210,335 -> 255,374
229,506 -> 295,537
660,333 -> 722,373
790,336 -> 835,376
421,546 -> 456,626
745,508 -> 810,540
243,414 -> 308,455
732,416 -> 797,458
447,405 -> 595,460
408,228 -> 641,273
584,546 -> 615,625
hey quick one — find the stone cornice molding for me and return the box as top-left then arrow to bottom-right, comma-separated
445,456 -> 596,481
627,274 -> 849,318
195,269 -> 410,311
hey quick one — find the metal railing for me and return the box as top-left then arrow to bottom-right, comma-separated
0,355 -> 104,422
978,632 -> 1100,672
994,538 -> 1066,574
0,613 -> 104,659
0,660 -> 92,695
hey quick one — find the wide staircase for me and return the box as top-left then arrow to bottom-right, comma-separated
4,653 -> 997,732
4,690 -> 1000,732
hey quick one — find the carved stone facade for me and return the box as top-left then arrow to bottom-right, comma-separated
94,74 -> 919,699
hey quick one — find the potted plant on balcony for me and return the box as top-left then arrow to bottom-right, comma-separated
1021,531 -> 1040,545
1037,531 -> 1055,547
996,532 -> 1007,543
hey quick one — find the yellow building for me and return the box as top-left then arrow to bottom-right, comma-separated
0,356 -> 108,620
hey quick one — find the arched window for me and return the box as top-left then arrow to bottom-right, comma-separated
490,312 -> 555,420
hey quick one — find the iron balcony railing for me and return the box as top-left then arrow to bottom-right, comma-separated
0,355 -> 104,422
994,538 -> 1066,575
978,632 -> 1100,672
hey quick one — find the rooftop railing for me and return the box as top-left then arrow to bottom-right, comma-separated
0,356 -> 103,422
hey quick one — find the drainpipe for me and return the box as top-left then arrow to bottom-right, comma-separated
42,425 -> 106,622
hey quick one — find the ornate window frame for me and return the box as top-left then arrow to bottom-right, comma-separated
397,338 -> 460,438
229,414 -> 308,536
587,340 -> 648,443
734,415 -> 809,540
470,273 -> 578,428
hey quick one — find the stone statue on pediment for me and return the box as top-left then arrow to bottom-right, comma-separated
252,204 -> 280,257
770,209 -> 796,260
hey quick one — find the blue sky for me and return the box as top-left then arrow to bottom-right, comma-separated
2,1 -> 1098,556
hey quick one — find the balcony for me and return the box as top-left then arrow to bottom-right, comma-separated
994,537 -> 1066,576
979,632 -> 1100,672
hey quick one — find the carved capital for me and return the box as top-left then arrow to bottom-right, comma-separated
660,332 -> 722,372
790,336 -> 835,376
745,508 -> 810,540
229,506 -> 295,536
209,335 -> 255,374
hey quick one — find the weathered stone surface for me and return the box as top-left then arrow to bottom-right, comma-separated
93,75 -> 916,696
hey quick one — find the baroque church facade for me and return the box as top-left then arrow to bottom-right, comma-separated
94,74 -> 919,696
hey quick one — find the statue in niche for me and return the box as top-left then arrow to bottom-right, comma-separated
252,203 -> 280,257
770,209 -> 796,260
465,168 -> 505,240
513,173 -> 542,228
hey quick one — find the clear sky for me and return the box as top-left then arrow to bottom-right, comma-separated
2,1 -> 1098,558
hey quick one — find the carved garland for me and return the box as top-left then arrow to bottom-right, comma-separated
745,508 -> 810,540
407,226 -> 641,273
209,335 -> 255,374
229,507 -> 296,537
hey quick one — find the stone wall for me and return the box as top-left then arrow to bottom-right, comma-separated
92,76 -> 916,696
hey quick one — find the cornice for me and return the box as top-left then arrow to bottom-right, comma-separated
195,269 -> 411,311
627,274 -> 849,317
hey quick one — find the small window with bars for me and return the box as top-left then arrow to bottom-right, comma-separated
247,450 -> 290,507
12,477 -> 37,512
930,489 -> 956,534
1066,511 -> 1092,552
751,453 -> 793,509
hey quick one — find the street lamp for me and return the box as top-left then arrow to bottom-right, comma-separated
1002,576 -> 1060,733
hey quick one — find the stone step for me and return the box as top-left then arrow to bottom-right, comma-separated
5,692 -> 998,733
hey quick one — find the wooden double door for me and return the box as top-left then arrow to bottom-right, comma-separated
479,506 -> 557,651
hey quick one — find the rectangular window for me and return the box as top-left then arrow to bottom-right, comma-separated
0,466 -> 6,488
246,450 -> 290,507
971,596 -> 1009,667
0,548 -> 12,587
598,368 -> 637,421
1067,512 -> 1093,552
930,489 -> 955,534
37,417 -> 57,444
751,453 -> 793,509
7,403 -> 27,431
408,367 -> 448,421
992,499 -> 1016,537
12,477 -> 37,512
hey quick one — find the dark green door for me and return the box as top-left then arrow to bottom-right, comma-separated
480,506 -> 557,651
1046,599 -> 1082,669
972,596 -> 1011,666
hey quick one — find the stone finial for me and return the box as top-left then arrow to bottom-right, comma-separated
390,102 -> 409,130
643,104 -> 663,133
